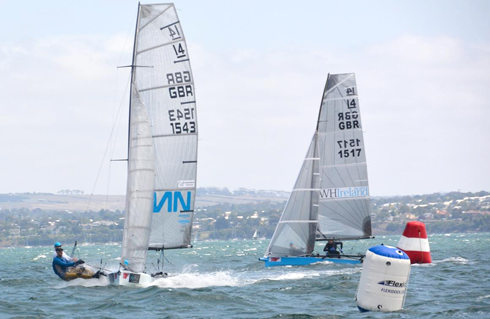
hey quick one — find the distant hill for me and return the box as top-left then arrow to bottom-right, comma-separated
0,187 -> 289,212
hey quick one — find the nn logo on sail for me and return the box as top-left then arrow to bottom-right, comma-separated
320,187 -> 369,199
153,191 -> 191,213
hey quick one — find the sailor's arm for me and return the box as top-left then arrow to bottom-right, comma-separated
53,257 -> 76,268
62,252 -> 78,262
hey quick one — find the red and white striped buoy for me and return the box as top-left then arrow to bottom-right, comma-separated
397,221 -> 431,264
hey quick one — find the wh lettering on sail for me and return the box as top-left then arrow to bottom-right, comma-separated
319,187 -> 369,199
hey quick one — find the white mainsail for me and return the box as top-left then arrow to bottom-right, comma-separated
265,73 -> 371,258
121,3 -> 198,273
316,73 -> 371,239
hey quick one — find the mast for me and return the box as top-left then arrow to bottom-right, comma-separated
120,2 -> 155,273
127,2 -> 141,160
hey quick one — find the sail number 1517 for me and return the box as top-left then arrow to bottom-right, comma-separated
337,139 -> 362,158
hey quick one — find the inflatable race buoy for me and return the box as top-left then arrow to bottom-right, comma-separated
356,245 -> 411,312
397,221 -> 432,264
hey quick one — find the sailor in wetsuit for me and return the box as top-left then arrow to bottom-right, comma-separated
323,239 -> 343,257
52,247 -> 83,280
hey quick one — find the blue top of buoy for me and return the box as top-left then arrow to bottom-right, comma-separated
369,245 -> 409,259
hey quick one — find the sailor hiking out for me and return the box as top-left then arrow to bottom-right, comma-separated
52,244 -> 102,281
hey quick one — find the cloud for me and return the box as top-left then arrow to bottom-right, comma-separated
192,34 -> 490,195
1,32 -> 489,196
0,34 -> 131,194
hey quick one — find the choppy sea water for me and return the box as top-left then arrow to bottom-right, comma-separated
1,233 -> 489,318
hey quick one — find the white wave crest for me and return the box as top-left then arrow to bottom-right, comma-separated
151,270 -> 245,289
433,257 -> 468,265
33,254 -> 46,261
56,277 -> 111,288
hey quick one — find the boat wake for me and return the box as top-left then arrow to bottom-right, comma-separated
255,267 -> 361,283
151,270 -> 245,289
150,266 -> 361,289
57,277 -> 111,288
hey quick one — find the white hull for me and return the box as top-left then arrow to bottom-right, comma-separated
108,270 -> 153,286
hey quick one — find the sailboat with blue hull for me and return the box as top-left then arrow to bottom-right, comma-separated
260,73 -> 372,267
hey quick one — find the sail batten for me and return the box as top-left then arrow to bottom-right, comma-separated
136,38 -> 187,56
323,96 -> 358,101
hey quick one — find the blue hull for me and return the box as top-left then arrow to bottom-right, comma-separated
259,256 -> 362,267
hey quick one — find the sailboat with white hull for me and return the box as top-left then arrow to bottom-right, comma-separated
108,3 -> 198,286
260,73 -> 372,267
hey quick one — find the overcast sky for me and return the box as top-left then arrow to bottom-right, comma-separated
1,0 -> 489,196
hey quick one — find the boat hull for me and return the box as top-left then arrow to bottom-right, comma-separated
259,255 -> 362,267
107,270 -> 153,286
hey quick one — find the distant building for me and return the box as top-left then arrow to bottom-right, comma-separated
463,210 -> 490,215
9,228 -> 20,237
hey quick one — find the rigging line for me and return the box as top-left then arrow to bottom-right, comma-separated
87,75 -> 131,211
99,12 -> 136,211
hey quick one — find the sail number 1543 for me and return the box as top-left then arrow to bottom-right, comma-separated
168,108 -> 196,134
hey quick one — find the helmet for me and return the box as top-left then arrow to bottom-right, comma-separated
54,242 -> 62,248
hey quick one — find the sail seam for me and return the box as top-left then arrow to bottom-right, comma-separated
154,188 -> 195,192
152,133 -> 198,138
323,168 -> 366,227
321,162 -> 367,168
278,220 -> 318,224
139,82 -> 194,92
324,74 -> 354,95
139,5 -> 173,30
136,38 -> 187,55
324,96 -> 357,101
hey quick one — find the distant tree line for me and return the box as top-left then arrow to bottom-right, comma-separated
1,190 -> 489,247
